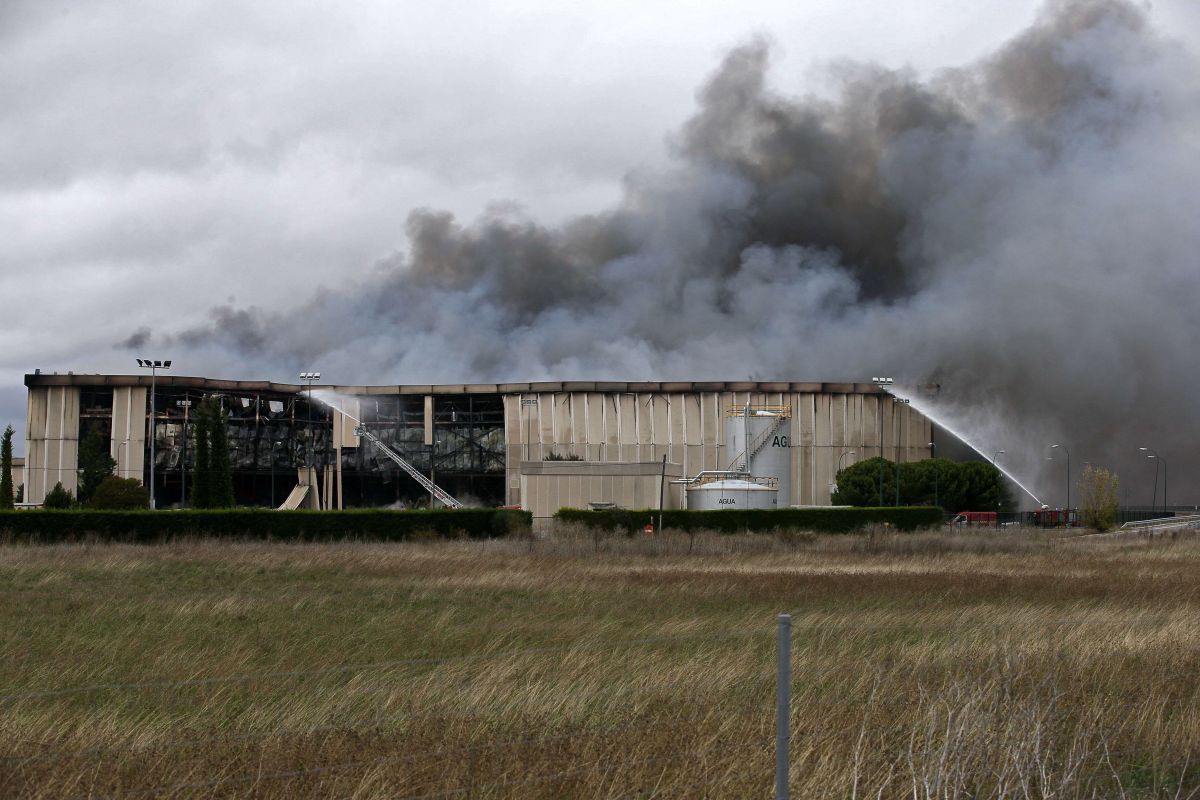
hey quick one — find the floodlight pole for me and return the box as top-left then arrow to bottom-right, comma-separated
893,398 -> 906,507
136,358 -> 172,509
872,378 -> 893,506
300,371 -> 321,469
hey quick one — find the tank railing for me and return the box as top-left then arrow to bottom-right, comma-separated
723,405 -> 792,417
674,471 -> 779,490
745,414 -> 787,463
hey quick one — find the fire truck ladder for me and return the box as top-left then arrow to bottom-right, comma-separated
354,425 -> 463,509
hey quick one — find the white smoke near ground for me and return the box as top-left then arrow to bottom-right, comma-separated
154,0 -> 1200,506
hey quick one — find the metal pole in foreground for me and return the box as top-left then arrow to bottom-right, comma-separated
776,613 -> 791,800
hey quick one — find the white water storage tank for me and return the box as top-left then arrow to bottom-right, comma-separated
686,478 -> 779,510
724,405 -> 793,506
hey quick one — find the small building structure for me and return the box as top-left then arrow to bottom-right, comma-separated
518,460 -> 683,522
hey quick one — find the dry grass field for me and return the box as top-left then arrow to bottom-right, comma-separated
1,527 -> 1199,798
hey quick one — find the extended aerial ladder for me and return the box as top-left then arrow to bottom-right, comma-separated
353,425 -> 464,509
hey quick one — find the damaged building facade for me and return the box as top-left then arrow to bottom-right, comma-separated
22,373 -> 934,516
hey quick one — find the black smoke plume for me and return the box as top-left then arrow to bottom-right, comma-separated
162,0 -> 1200,505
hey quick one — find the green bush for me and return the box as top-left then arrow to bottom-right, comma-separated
832,457 -> 1015,512
42,482 -> 74,509
89,477 -> 150,510
554,506 -> 943,534
0,508 -> 533,543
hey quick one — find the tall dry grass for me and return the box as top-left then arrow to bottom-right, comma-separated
0,527 -> 1197,798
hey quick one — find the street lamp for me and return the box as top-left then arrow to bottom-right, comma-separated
116,440 -> 128,479
833,450 -> 856,499
136,358 -> 172,509
1049,444 -> 1070,519
299,371 -> 321,468
176,400 -> 192,508
929,441 -> 938,510
1139,447 -> 1166,515
270,440 -> 284,508
991,450 -> 1006,525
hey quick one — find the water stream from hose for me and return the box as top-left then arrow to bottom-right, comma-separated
892,386 -> 1044,507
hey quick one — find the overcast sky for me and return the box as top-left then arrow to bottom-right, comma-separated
2,0 -> 1196,460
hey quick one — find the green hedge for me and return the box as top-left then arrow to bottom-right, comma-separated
554,507 -> 943,534
0,508 -> 532,543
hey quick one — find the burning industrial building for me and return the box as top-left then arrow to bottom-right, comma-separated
23,372 -> 942,519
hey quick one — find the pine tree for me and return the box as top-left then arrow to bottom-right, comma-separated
0,425 -> 14,509
191,400 -> 212,509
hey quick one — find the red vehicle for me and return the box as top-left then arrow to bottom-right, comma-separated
1031,507 -> 1078,528
950,511 -> 997,527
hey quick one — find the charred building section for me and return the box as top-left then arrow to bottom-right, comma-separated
23,374 -> 508,508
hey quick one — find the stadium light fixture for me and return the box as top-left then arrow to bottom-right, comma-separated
300,371 -> 321,468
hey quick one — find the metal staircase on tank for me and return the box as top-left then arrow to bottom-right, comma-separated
726,405 -> 791,472
354,425 -> 464,509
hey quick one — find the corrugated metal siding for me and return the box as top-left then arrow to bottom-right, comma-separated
502,390 -> 933,510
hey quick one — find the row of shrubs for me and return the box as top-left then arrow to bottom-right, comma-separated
554,506 -> 944,534
0,508 -> 532,543
0,506 -> 941,543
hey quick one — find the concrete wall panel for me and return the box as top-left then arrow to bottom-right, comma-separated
554,393 -> 571,445
23,385 -> 81,503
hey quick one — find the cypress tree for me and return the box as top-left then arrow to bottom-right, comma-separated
77,425 -> 116,505
191,400 -> 212,509
209,403 -> 235,508
0,425 -> 14,509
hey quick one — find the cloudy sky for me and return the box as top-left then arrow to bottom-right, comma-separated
3,0 -> 1198,504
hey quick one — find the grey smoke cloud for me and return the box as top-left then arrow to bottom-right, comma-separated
112,0 -> 1200,503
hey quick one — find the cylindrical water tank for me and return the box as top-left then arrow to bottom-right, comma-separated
724,406 -> 793,506
686,478 -> 779,510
